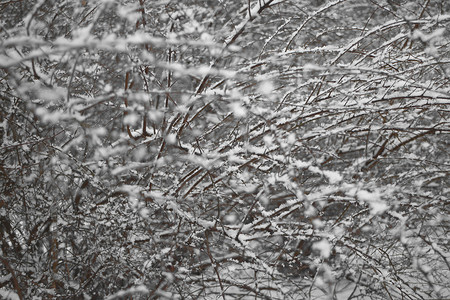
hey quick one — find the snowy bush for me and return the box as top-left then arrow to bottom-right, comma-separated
1,0 -> 449,299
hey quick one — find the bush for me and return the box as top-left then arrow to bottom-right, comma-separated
1,0 -> 449,299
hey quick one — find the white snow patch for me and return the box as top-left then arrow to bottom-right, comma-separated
287,133 -> 296,144
258,80 -> 274,95
313,239 -> 332,258
104,285 -> 149,300
197,218 -> 216,229
0,289 -> 20,300
322,170 -> 342,184
356,190 -> 380,202
148,110 -> 164,123
165,134 -> 177,145
117,3 -> 140,22
413,28 -> 445,43
357,190 -> 388,215
133,147 -> 147,161
139,207 -> 150,218
312,218 -> 324,229
263,135 -> 274,147
225,213 -> 237,223
123,113 -> 140,125
229,102 -> 247,118
369,200 -> 389,215
37,86 -> 66,101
